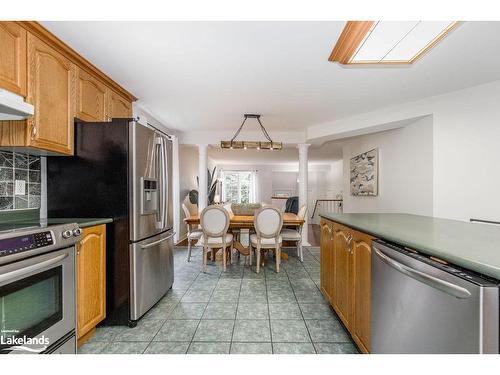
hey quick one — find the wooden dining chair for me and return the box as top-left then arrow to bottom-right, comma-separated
280,204 -> 307,262
182,203 -> 203,262
200,205 -> 234,272
250,206 -> 283,273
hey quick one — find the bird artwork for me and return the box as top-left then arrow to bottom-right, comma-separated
350,148 -> 378,196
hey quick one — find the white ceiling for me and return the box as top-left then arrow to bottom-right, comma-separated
43,21 -> 500,133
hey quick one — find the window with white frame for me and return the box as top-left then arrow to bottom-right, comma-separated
221,170 -> 256,204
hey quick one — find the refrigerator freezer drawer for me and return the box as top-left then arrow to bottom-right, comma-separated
129,230 -> 174,321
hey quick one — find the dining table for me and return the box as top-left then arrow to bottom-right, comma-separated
184,211 -> 305,262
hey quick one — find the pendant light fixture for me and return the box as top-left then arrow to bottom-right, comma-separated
221,114 -> 283,150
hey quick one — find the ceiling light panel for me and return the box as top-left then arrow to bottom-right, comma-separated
350,21 -> 419,62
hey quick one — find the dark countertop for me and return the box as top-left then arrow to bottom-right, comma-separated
47,218 -> 113,228
321,213 -> 500,280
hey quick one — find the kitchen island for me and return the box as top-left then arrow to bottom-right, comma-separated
321,213 -> 500,280
319,213 -> 500,354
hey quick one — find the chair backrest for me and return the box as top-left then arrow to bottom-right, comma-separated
297,204 -> 308,220
254,206 -> 283,239
182,203 -> 191,220
200,205 -> 230,238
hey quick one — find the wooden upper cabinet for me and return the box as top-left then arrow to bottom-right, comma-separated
351,230 -> 373,353
320,219 -> 334,302
332,223 -> 353,329
26,33 -> 76,155
108,89 -> 132,119
0,22 -> 27,96
76,68 -> 107,122
77,224 -> 106,343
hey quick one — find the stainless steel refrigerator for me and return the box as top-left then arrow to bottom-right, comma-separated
47,119 -> 174,326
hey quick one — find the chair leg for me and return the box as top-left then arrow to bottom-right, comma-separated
299,239 -> 304,262
276,246 -> 280,273
296,240 -> 300,259
222,244 -> 227,272
249,246 -> 253,266
256,245 -> 261,274
203,246 -> 208,273
187,239 -> 192,262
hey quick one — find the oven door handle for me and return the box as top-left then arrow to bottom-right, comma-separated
0,253 -> 68,284
373,246 -> 472,299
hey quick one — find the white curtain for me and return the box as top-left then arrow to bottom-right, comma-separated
252,170 -> 259,203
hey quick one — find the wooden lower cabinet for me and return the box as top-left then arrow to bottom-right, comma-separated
320,218 -> 374,353
320,219 -> 334,302
76,224 -> 106,346
332,223 -> 353,329
351,230 -> 373,353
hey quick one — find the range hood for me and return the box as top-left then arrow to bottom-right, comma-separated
0,89 -> 34,120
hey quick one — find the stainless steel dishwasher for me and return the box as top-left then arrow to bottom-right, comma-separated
371,240 -> 499,354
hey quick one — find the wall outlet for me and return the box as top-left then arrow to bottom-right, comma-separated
14,180 -> 26,195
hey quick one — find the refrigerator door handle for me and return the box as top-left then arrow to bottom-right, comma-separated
154,137 -> 163,227
140,232 -> 176,249
161,136 -> 169,230
373,246 -> 472,299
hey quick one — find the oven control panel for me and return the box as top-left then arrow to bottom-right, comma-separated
0,231 -> 53,257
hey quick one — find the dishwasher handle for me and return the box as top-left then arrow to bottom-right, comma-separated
373,246 -> 472,299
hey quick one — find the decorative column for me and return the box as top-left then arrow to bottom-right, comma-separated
198,144 -> 208,212
298,143 -> 311,246
171,135 -> 180,244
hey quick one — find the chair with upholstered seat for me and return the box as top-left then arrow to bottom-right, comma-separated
200,205 -> 234,272
183,203 -> 203,262
250,206 -> 283,273
280,204 -> 307,262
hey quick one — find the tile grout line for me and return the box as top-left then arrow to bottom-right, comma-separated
228,258 -> 244,353
284,250 -> 317,354
263,257 -> 274,354
144,259 -> 203,354
186,261 -> 221,353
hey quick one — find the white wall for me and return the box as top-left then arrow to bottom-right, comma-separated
342,116 -> 434,216
311,80 -> 500,222
431,82 -> 500,222
178,145 -> 199,241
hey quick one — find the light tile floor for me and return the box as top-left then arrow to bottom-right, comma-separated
78,246 -> 359,354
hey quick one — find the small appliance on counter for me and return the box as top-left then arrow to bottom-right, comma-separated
47,119 -> 174,327
0,222 -> 81,354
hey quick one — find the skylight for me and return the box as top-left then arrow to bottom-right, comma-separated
329,21 -> 460,65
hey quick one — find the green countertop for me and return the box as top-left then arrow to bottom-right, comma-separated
320,213 -> 500,280
47,218 -> 113,228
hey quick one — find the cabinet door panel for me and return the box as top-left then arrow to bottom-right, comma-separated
77,69 -> 107,122
27,33 -> 75,154
0,22 -> 26,96
352,230 -> 373,353
320,220 -> 334,302
332,224 -> 353,328
108,89 -> 132,119
77,225 -> 106,339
